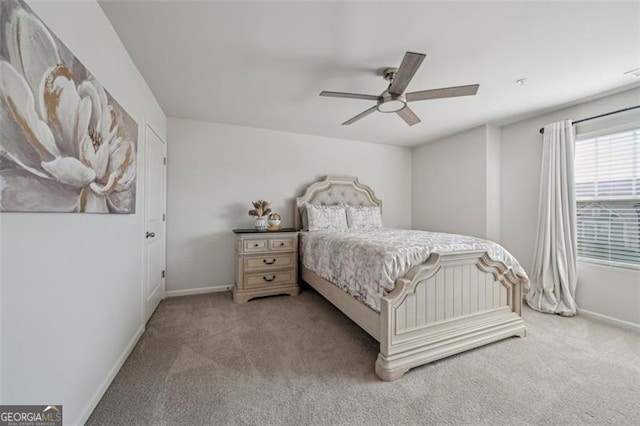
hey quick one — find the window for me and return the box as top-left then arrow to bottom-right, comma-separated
575,127 -> 640,267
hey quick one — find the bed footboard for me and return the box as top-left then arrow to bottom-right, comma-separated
375,250 -> 527,381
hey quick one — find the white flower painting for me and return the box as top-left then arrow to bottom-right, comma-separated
0,0 -> 138,214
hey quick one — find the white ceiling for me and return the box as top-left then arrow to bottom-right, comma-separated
99,1 -> 640,147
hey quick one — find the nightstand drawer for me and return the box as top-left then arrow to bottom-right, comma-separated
244,253 -> 295,271
269,237 -> 296,250
245,270 -> 295,288
244,239 -> 268,252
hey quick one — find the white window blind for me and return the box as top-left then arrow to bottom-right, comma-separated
575,128 -> 640,267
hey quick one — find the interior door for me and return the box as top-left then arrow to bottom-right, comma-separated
144,124 -> 167,323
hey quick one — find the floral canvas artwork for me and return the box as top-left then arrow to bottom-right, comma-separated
0,0 -> 138,213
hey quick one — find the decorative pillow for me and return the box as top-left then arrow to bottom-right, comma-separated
298,204 -> 323,231
346,205 -> 383,230
298,205 -> 309,230
305,204 -> 348,231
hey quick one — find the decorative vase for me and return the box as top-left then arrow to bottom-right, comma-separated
254,216 -> 268,231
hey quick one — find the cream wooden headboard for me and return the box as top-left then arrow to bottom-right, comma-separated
295,176 -> 382,230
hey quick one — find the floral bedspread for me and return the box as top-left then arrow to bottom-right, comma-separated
300,229 -> 529,312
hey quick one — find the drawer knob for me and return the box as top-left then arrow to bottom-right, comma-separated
263,258 -> 276,265
253,243 -> 259,247
279,242 -> 285,246
263,275 -> 276,282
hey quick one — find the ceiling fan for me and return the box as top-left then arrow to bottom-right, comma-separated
319,52 -> 479,126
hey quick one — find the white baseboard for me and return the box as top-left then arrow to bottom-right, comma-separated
75,324 -> 145,425
164,284 -> 231,298
578,308 -> 640,333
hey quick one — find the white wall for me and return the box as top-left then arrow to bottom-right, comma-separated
577,263 -> 640,327
166,118 -> 412,293
0,1 -> 166,424
412,125 -> 497,239
485,125 -> 501,242
501,86 -> 640,326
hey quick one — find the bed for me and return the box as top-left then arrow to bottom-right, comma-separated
296,175 -> 527,381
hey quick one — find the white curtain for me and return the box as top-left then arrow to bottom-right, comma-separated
527,120 -> 578,316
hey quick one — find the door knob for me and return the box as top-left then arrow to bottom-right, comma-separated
146,231 -> 156,238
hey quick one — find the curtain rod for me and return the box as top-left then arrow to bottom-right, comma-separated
538,105 -> 640,134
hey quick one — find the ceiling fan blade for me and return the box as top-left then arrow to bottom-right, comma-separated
406,84 -> 480,102
388,52 -> 426,95
320,91 -> 379,101
397,107 -> 421,126
342,105 -> 378,125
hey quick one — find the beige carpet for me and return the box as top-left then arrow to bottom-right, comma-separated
87,288 -> 640,425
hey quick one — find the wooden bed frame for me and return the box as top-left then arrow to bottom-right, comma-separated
296,176 -> 527,381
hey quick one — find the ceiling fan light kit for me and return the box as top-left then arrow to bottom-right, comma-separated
320,51 -> 480,127
377,93 -> 406,113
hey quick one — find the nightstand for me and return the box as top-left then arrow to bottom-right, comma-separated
232,228 -> 300,303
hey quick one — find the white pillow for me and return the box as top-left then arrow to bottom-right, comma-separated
346,205 -> 383,230
298,205 -> 309,230
305,204 -> 348,231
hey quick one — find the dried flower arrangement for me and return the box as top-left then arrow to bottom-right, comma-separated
248,200 -> 272,218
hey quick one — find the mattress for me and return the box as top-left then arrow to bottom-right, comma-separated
300,228 -> 529,312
